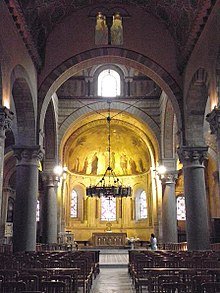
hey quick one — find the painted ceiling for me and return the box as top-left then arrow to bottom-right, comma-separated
65,121 -> 151,176
5,0 -> 214,71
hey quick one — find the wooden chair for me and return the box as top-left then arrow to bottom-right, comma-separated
192,275 -> 214,292
161,283 -> 187,293
40,280 -> 66,293
0,269 -> 19,281
18,274 -> 40,291
1,281 -> 26,292
158,275 -> 180,293
201,282 -> 220,293
49,275 -> 72,293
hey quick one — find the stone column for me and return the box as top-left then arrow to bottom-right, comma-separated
41,173 -> 58,244
13,146 -> 43,252
0,107 -> 13,233
206,107 -> 220,191
178,146 -> 210,250
160,172 -> 178,243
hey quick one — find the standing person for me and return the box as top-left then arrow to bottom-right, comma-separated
150,233 -> 157,250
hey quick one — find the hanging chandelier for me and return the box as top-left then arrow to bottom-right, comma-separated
86,102 -> 132,198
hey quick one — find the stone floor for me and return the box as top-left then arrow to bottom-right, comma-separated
91,267 -> 134,293
90,249 -> 134,293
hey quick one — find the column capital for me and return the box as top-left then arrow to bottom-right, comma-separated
41,171 -> 59,187
13,145 -> 44,166
177,146 -> 208,165
0,106 -> 14,136
206,106 -> 220,135
160,171 -> 178,185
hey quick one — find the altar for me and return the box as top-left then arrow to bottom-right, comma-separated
92,232 -> 127,247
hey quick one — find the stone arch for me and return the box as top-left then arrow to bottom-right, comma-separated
11,65 -> 36,145
160,92 -> 176,159
38,48 -> 183,144
58,100 -> 160,146
44,98 -> 58,164
0,64 -> 2,105
185,68 -> 210,146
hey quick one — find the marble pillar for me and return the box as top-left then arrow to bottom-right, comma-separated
0,107 -> 13,237
161,172 -> 178,243
42,173 -> 58,244
206,107 -> 220,192
13,146 -> 43,252
178,146 -> 210,250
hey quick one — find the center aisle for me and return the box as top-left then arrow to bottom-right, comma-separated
90,249 -> 134,293
91,267 -> 134,293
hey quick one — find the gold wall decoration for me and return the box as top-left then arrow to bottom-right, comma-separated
66,123 -> 151,176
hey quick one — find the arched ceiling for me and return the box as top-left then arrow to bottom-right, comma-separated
65,122 -> 151,176
62,111 -> 158,177
5,0 -> 214,70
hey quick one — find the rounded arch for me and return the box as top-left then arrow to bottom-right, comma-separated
0,64 -> 2,105
160,92 -> 176,159
185,68 -> 210,146
58,100 -> 160,146
44,97 -> 58,163
38,48 -> 183,144
11,65 -> 36,145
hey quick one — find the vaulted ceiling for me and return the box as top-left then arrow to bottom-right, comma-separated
5,0 -> 215,71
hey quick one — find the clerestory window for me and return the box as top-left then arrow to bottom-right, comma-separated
98,69 -> 121,97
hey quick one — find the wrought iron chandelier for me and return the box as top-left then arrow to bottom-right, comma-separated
86,102 -> 132,198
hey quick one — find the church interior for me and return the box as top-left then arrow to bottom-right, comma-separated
1,0 -> 220,292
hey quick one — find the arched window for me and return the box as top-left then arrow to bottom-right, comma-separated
177,195 -> 186,220
98,69 -> 120,97
7,198 -> 14,222
36,200 -> 40,222
71,190 -> 78,218
101,197 -> 116,221
136,190 -> 148,220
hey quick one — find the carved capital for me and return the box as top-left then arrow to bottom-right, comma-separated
0,106 -> 14,136
13,145 -> 44,166
160,172 -> 178,185
41,172 -> 59,187
177,146 -> 208,165
206,106 -> 220,135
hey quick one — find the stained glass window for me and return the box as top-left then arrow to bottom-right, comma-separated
36,200 -> 40,222
177,196 -> 186,220
98,69 -> 120,97
139,191 -> 148,219
101,197 -> 116,221
71,190 -> 78,218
